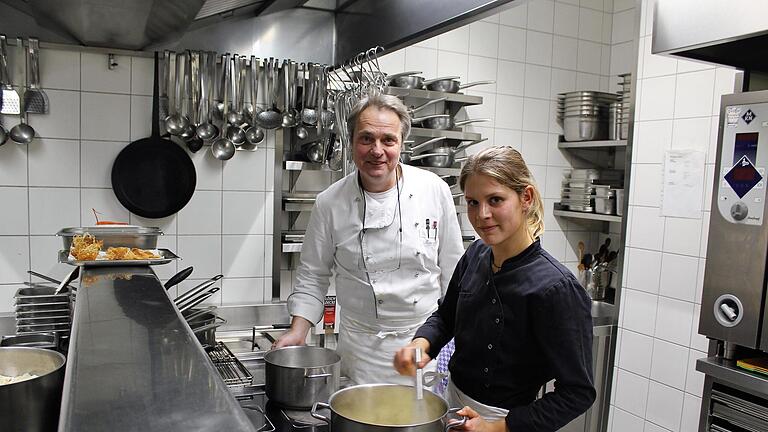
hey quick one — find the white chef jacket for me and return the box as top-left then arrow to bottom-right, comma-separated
288,163 -> 464,385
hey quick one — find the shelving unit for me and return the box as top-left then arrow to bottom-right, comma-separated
553,209 -> 621,223
557,139 -> 627,149
383,86 -> 483,117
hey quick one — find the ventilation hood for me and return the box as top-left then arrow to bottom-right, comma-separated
652,0 -> 768,72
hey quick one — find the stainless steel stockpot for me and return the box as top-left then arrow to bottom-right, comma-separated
310,384 -> 467,432
264,346 -> 341,409
0,347 -> 66,432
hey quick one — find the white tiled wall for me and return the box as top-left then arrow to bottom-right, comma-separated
0,46 -> 275,312
376,0 -> 627,273
609,1 -> 739,431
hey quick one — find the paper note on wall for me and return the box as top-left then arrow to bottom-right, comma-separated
661,150 -> 706,219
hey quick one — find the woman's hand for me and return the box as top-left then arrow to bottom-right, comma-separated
449,406 -> 508,432
393,338 -> 431,376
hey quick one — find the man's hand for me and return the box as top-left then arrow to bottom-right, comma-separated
272,316 -> 313,349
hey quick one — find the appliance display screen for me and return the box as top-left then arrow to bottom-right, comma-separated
734,132 -> 759,165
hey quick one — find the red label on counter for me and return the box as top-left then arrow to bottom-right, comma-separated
323,296 -> 336,329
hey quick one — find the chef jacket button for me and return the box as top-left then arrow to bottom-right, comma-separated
365,256 -> 371,261
378,299 -> 384,304
414,273 -> 419,278
413,299 -> 418,304
409,194 -> 413,198
487,344 -> 493,350
495,318 -> 500,324
416,251 -> 421,256
491,298 -> 497,304
484,367 -> 489,373
486,280 -> 490,286
485,383 -> 490,388
372,279 -> 377,284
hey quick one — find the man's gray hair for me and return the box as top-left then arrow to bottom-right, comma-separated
346,91 -> 411,143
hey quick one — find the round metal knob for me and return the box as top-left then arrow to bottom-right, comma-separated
730,202 -> 749,221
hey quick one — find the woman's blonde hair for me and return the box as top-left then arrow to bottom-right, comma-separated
459,146 -> 545,239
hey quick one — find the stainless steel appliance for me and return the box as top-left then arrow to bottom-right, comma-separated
701,89 -> 768,351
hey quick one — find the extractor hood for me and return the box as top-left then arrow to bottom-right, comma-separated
652,0 -> 768,72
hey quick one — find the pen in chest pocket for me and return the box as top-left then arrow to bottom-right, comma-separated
425,218 -> 430,238
432,220 -> 438,239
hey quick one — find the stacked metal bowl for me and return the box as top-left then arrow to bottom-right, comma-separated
11,284 -> 73,350
557,91 -> 619,142
560,169 -> 625,213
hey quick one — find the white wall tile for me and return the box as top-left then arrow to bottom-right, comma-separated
577,40 -> 603,74
437,51 -> 469,82
634,120 -> 672,164
222,235 -> 266,277
663,217 -> 701,257
189,148 -> 223,191
223,191 -> 267,235
527,0 -> 555,33
618,329 -> 654,376
494,128 -> 523,151
0,236 -> 30,283
222,149 -> 267,191
404,47 -> 438,79
438,27 -> 470,54
496,60 -> 526,96
522,97 -> 551,132
498,26 -> 527,62
614,368 -> 649,417
464,91 -> 496,127
495,95 -> 524,129
611,9 -> 636,44
641,37 -> 677,79
525,31 -> 553,66
547,133 -> 570,166
674,70 -> 716,119
628,206 -> 664,250
689,304 -> 708,352
576,72 -> 602,91
131,56 -> 154,96
645,381 -> 684,432
685,349 -> 706,396
581,0 -> 605,11
177,235 -> 222,278
630,164 -> 662,207
39,49 -> 80,91
650,338 -> 688,390
81,92 -> 130,141
680,393 -> 702,432
654,296 -> 694,346
579,7 -> 604,42
643,421 -> 669,432
467,56 -> 498,93
621,288 -> 658,336
177,190 -> 222,235
0,139 -> 28,186
469,21 -> 500,58
377,49 -> 406,75
712,68 -> 738,115
81,52 -> 131,94
610,41 -> 634,77
81,140 -> 126,187
614,0 -> 635,12
129,95 -> 152,140
0,187 -> 28,234
524,64 -> 552,99
553,3 -> 580,38
639,76 -> 676,121
222,277 -> 265,305
625,248 -> 661,294
552,36 -> 579,70
611,407 -> 645,432
676,58 -> 714,75
499,3 -> 528,28
414,35 -> 438,49
28,89 -> 80,140
131,213 -> 176,235
28,138 -> 80,187
29,235 -> 71,281
81,188 -> 129,224
659,253 -> 698,302
521,131 -> 549,167
550,68 -> 577,99
29,187 -> 79,235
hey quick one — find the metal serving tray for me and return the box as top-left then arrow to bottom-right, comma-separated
59,249 -> 179,266
16,323 -> 71,333
57,226 -> 163,250
15,302 -> 71,311
14,286 -> 73,304
15,309 -> 71,318
16,316 -> 71,325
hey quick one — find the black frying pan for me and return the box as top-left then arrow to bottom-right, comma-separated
111,52 -> 196,219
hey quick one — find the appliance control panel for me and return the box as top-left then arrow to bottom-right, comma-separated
716,102 -> 768,225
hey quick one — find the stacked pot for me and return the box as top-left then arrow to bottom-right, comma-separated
557,91 -> 619,142
612,73 -> 632,140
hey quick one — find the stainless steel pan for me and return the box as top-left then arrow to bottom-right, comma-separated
408,143 -> 480,168
408,97 -> 446,116
420,116 -> 490,130
423,77 -> 495,93
400,136 -> 446,164
174,274 -> 223,304
178,286 -> 220,313
385,71 -> 423,88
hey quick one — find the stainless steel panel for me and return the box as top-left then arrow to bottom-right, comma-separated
652,0 -> 768,71
59,266 -> 256,432
696,357 -> 768,401
701,90 -> 768,349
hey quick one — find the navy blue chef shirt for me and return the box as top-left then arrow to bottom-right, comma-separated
415,239 -> 596,432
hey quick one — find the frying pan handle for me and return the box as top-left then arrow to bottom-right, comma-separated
458,80 -> 495,90
409,97 -> 447,114
183,305 -> 217,322
407,152 -> 441,161
311,402 -> 331,425
410,114 -> 449,123
178,287 -> 220,313
422,76 -> 460,85
151,51 -> 161,137
164,266 -> 194,291
454,137 -> 488,152
191,317 -> 226,334
453,118 -> 491,127
409,136 -> 446,153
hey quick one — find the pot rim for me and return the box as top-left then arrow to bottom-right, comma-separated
326,383 -> 449,427
0,346 -> 66,386
264,345 -> 341,368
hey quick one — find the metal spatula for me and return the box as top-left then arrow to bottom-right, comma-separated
0,35 -> 20,115
415,347 -> 424,400
24,38 -> 49,114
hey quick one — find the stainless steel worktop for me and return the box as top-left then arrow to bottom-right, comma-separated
58,266 -> 256,432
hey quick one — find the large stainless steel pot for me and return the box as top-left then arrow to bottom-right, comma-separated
0,347 -> 66,432
265,346 -> 341,409
310,384 -> 467,432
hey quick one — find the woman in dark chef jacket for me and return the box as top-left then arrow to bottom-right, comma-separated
394,147 -> 595,432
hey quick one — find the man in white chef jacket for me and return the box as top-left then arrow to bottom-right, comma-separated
274,92 -> 464,385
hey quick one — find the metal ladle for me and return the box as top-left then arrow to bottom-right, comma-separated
255,58 -> 283,130
10,112 -> 34,144
165,52 -> 189,135
244,56 -> 265,149
196,51 -> 219,141
210,55 -> 236,160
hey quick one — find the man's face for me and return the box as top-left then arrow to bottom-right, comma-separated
352,106 -> 403,191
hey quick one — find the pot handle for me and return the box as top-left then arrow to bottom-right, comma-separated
409,136 -> 446,152
410,114 -> 450,123
453,118 -> 491,127
311,402 -> 331,425
410,97 -> 447,114
191,317 -> 226,334
422,75 -> 460,85
444,407 -> 469,431
407,152 -> 441,162
454,137 -> 488,152
304,369 -> 333,379
458,80 -> 495,90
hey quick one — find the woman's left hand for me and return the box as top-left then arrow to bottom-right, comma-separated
448,406 -> 507,432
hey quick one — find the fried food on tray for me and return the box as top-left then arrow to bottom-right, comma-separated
105,247 -> 160,260
70,233 -> 103,261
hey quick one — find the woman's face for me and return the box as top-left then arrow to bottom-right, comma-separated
463,173 -> 532,248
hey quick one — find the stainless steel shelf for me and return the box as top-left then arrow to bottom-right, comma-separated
410,127 -> 482,141
283,160 -> 336,171
283,194 -> 316,212
413,166 -> 462,177
558,140 -> 627,149
384,86 -> 483,106
697,357 -> 768,396
553,208 -> 622,223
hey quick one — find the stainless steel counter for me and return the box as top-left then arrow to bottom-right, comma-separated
58,266 -> 256,431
